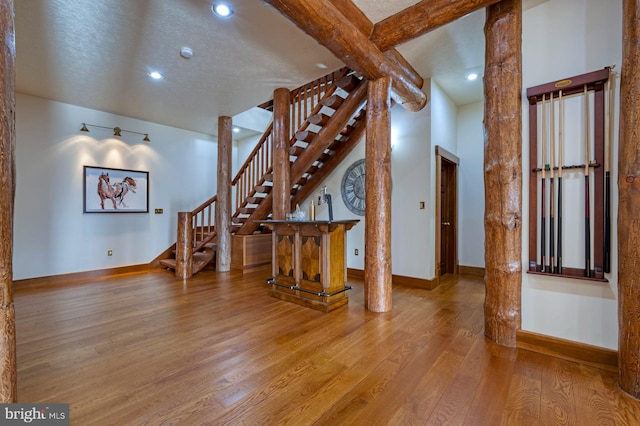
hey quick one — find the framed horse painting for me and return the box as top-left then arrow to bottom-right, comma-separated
83,166 -> 149,213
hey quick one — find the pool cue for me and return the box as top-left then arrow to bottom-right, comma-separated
549,92 -> 556,273
541,94 -> 547,273
557,90 -> 564,275
584,85 -> 592,278
604,70 -> 615,273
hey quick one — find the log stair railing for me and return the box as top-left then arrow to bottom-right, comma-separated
159,195 -> 218,275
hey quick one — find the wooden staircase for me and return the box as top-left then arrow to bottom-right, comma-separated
159,196 -> 218,275
162,68 -> 369,276
233,69 -> 368,235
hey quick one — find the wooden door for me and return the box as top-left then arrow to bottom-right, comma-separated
440,158 -> 457,275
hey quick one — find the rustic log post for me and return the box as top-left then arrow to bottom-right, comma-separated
364,77 -> 392,313
272,88 -> 290,220
216,116 -> 232,271
175,212 -> 193,280
0,0 -> 16,402
618,0 -> 640,399
483,0 -> 522,347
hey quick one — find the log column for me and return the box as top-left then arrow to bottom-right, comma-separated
272,88 -> 290,220
483,0 -> 522,347
216,116 -> 232,271
175,212 -> 193,280
0,0 -> 16,402
365,77 -> 392,312
618,0 -> 640,399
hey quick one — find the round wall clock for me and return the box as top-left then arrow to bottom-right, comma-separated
341,159 -> 366,216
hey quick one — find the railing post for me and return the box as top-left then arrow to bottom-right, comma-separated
273,87 -> 291,220
176,212 -> 193,280
216,116 -> 233,271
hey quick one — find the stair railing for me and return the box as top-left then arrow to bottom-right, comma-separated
189,195 -> 218,252
174,194 -> 217,279
289,68 -> 349,138
232,124 -> 273,212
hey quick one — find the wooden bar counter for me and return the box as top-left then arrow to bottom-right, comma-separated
261,220 -> 359,312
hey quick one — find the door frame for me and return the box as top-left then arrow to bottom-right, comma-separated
435,146 -> 460,280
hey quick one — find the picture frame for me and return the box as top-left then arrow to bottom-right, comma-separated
83,166 -> 149,213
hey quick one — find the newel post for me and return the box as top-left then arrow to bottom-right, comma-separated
0,0 -> 17,401
364,76 -> 393,313
216,116 -> 232,271
483,0 -> 522,347
175,212 -> 193,280
272,88 -> 291,220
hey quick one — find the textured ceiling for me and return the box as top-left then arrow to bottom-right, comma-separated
15,1 -> 535,137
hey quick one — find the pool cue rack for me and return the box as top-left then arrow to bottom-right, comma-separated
526,68 -> 611,281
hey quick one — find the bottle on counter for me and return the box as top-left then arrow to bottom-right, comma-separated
309,201 -> 316,220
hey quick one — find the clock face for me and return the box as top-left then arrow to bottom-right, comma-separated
341,159 -> 366,216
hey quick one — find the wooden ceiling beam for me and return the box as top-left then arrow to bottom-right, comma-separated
265,0 -> 427,111
325,0 -> 423,89
371,0 -> 503,52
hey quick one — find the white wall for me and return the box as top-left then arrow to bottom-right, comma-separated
520,0 -> 621,349
390,99 -> 433,279
457,101 -> 484,267
14,94 -> 228,280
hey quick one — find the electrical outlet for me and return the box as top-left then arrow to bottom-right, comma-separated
355,249 -> 359,256
154,208 -> 163,214
107,249 -> 113,256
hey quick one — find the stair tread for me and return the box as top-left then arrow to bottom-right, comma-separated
295,130 -> 316,143
159,259 -> 176,269
321,95 -> 345,110
338,74 -> 361,92
308,113 -> 331,126
245,197 -> 264,204
290,146 -> 305,156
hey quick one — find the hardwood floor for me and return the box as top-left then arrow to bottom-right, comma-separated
14,268 -> 640,425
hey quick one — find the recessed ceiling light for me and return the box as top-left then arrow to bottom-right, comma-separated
316,63 -> 328,69
212,3 -> 234,17
148,71 -> 163,80
465,73 -> 479,81
233,127 -> 240,133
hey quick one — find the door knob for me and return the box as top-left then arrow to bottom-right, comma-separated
442,221 -> 451,226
